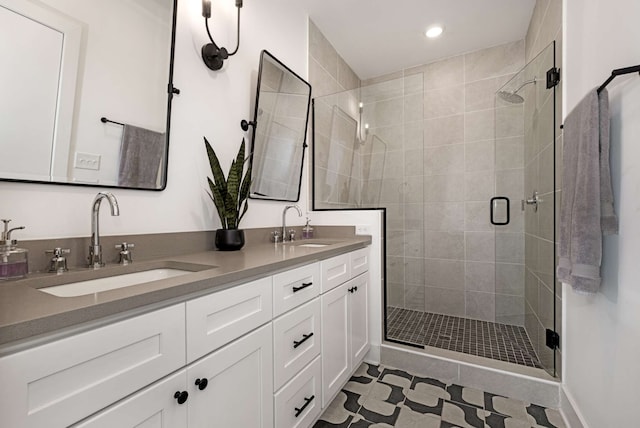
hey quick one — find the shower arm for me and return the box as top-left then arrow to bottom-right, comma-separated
511,78 -> 537,94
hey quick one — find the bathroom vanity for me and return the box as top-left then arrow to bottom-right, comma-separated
0,237 -> 370,428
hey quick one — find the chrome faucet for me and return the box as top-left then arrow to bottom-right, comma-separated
89,192 -> 120,268
282,205 -> 302,242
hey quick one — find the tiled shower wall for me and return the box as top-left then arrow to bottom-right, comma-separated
374,41 -> 526,323
523,0 -> 563,375
308,19 -> 362,209
308,6 -> 563,365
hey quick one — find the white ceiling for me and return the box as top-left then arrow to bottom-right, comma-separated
294,0 -> 537,80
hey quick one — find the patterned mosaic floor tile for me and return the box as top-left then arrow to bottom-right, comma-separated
394,405 -> 441,428
353,362 -> 384,380
378,368 -> 413,389
343,375 -> 377,397
526,404 -> 566,428
484,392 -> 529,421
485,412 -> 532,428
313,418 -> 354,428
446,384 -> 484,409
366,381 -> 406,405
313,391 -> 356,428
358,396 -> 402,426
440,401 -> 485,428
410,376 -> 450,400
317,363 -> 567,428
402,394 -> 443,418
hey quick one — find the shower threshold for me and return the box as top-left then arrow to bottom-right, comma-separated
386,306 -> 542,369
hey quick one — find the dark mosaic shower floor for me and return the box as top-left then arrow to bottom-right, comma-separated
386,307 -> 542,369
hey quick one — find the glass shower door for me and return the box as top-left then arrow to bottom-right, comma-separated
494,42 -> 559,376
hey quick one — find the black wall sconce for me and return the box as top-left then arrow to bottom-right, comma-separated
201,0 -> 243,71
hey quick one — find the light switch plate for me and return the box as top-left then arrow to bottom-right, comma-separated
355,224 -> 372,235
75,152 -> 101,170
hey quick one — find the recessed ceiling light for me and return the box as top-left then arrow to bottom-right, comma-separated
426,26 -> 444,38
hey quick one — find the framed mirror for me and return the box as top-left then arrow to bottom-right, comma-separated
248,50 -> 311,202
0,0 -> 177,190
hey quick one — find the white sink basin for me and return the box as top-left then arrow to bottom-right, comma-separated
296,243 -> 329,248
39,268 -> 193,297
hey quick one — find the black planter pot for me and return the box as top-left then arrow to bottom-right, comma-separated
215,229 -> 245,251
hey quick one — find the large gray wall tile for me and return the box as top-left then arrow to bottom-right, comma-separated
464,40 -> 525,82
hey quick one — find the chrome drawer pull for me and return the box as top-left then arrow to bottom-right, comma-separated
293,332 -> 314,349
294,395 -> 315,417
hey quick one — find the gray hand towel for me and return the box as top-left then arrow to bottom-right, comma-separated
118,124 -> 166,188
557,88 -> 618,294
598,89 -> 618,234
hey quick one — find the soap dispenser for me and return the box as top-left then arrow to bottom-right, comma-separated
302,217 -> 314,239
0,219 -> 28,280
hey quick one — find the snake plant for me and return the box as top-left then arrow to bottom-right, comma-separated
205,137 -> 252,229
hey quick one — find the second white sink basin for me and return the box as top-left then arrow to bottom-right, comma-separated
40,268 -> 193,297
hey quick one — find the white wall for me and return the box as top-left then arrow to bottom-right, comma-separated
563,0 -> 640,426
0,0 -> 310,239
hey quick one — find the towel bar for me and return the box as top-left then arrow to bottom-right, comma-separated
100,117 -> 125,127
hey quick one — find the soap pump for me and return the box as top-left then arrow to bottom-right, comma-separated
0,219 -> 28,280
302,217 -> 314,239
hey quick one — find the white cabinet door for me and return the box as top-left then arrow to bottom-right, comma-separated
273,298 -> 321,390
187,323 -> 274,428
186,276 -> 272,363
274,356 -> 322,428
348,273 -> 370,367
0,304 -> 185,428
273,262 -> 320,317
320,283 -> 350,407
72,371 -> 188,428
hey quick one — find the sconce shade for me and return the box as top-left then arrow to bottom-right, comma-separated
202,0 -> 211,18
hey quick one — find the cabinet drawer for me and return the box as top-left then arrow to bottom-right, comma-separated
72,370 -> 187,428
320,253 -> 350,293
274,356 -> 322,428
186,276 -> 272,362
273,298 -> 321,391
0,304 -> 185,428
350,247 -> 369,277
273,262 -> 320,317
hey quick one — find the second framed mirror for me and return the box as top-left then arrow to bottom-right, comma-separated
248,50 -> 311,202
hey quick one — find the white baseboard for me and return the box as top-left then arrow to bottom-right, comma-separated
365,343 -> 381,365
561,386 -> 590,428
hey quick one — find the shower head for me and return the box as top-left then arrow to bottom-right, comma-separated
497,78 -> 537,104
497,90 -> 525,104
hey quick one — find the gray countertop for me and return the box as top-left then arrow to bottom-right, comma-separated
0,236 -> 371,348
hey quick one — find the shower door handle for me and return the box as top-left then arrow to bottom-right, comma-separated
490,197 -> 510,226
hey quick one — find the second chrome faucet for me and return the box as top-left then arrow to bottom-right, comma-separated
89,192 -> 120,268
281,204 -> 302,242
